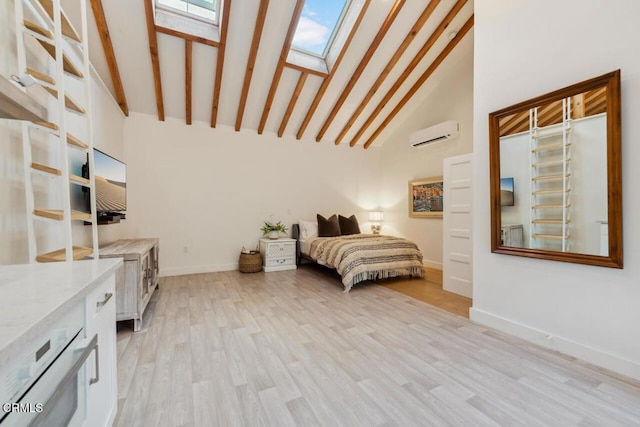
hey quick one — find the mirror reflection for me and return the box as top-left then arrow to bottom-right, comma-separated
498,87 -> 608,255
490,70 -> 622,268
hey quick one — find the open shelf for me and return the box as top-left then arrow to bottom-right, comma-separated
532,219 -> 571,224
36,0 -> 82,43
26,67 -> 56,86
532,204 -> 571,209
36,245 -> 92,263
42,87 -> 85,114
66,133 -> 88,150
532,234 -> 568,240
0,75 -> 47,121
531,173 -> 571,181
24,21 -> 84,79
31,162 -> 61,176
33,209 -> 92,221
69,173 -> 90,187
532,189 -> 570,195
531,142 -> 571,153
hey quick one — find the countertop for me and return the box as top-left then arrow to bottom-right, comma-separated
0,259 -> 122,365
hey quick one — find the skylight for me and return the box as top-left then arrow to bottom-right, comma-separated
157,0 -> 219,23
292,0 -> 350,57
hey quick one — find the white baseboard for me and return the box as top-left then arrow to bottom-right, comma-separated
423,260 -> 442,270
470,308 -> 640,381
160,263 -> 238,277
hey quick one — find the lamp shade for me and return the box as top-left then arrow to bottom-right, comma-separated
369,211 -> 384,222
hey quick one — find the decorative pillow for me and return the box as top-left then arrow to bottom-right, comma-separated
298,220 -> 318,239
317,214 -> 341,237
339,214 -> 361,235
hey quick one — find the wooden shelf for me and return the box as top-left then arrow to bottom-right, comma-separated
532,142 -> 571,153
25,67 -> 56,86
36,245 -> 92,262
69,173 -> 90,186
67,132 -> 88,150
24,21 -> 84,79
532,219 -> 571,224
531,173 -> 571,181
532,189 -> 570,195
31,120 -> 59,133
42,87 -> 85,114
532,204 -> 571,209
37,0 -> 82,43
0,74 -> 47,121
31,162 -> 61,176
532,159 -> 569,168
24,19 -> 53,40
532,234 -> 568,240
33,209 -> 92,221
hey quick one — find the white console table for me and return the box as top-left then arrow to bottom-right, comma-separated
100,239 -> 159,331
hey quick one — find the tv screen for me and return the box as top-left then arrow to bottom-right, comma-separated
500,177 -> 515,207
86,149 -> 127,213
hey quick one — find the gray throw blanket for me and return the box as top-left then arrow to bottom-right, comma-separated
309,234 -> 424,292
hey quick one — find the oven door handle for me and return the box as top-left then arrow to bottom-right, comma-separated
31,334 -> 98,426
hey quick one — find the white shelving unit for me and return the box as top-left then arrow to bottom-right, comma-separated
529,98 -> 573,252
14,0 -> 98,263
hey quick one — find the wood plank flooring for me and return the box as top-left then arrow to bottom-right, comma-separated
115,267 -> 640,427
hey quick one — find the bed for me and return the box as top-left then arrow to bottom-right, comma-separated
292,223 -> 424,292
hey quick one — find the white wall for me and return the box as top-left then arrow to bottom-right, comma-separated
121,113 -> 381,276
377,42 -> 474,269
473,0 -> 640,380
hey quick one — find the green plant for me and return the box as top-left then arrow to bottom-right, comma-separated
261,220 -> 288,235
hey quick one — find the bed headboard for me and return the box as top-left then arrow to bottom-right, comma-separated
292,224 -> 301,265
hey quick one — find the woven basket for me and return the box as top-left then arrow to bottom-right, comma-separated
238,251 -> 262,273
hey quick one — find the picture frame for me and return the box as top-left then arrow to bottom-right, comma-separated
409,176 -> 444,218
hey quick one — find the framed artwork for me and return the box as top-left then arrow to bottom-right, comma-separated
409,176 -> 444,218
500,177 -> 515,207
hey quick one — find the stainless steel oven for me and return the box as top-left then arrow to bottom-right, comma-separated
1,305 -> 98,427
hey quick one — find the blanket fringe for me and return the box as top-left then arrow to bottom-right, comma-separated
344,266 -> 424,293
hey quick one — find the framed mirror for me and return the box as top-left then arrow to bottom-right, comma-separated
489,70 -> 622,268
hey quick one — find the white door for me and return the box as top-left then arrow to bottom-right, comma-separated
443,153 -> 473,298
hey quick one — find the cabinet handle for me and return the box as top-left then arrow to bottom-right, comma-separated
277,259 -> 285,264
96,292 -> 113,309
89,343 -> 100,386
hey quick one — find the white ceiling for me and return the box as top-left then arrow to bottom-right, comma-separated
62,0 -> 474,147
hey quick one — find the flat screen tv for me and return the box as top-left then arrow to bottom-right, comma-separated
84,149 -> 127,215
500,177 -> 515,207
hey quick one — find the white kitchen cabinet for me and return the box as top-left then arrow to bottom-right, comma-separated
85,274 -> 117,427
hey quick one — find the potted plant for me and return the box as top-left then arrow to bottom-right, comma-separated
261,220 -> 288,240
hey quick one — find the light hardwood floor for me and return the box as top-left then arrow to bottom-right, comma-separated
115,267 -> 640,427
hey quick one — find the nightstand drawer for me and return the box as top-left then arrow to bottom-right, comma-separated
266,242 -> 296,257
265,257 -> 295,268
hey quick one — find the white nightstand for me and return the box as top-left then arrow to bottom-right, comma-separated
259,238 -> 297,272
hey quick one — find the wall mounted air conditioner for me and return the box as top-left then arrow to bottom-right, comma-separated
410,120 -> 459,147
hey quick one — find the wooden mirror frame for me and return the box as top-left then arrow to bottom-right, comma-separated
489,70 -> 622,268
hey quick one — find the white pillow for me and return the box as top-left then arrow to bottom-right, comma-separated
298,220 -> 318,239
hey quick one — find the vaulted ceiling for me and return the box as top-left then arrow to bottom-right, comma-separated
63,0 -> 474,148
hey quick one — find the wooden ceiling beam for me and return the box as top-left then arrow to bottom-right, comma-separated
295,0 -> 371,140
143,0 -> 164,121
334,0 -> 440,145
236,0 -> 270,131
89,0 -> 128,116
315,0 -> 408,142
278,71 -> 308,137
156,25 -> 219,47
348,0 -> 468,147
257,0 -> 304,134
210,0 -> 232,127
284,62 -> 328,78
363,15 -> 474,149
185,40 -> 192,125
